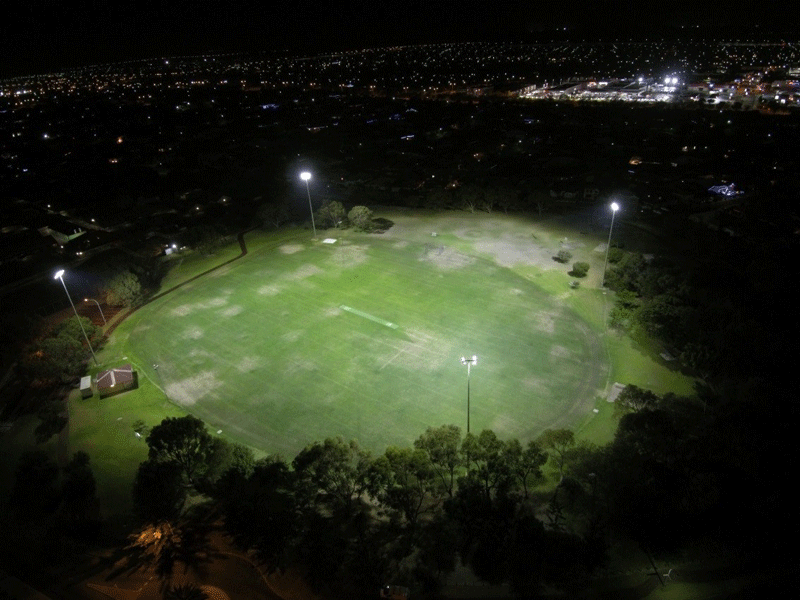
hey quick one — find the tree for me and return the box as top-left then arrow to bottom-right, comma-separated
570,262 -> 590,277
556,249 -> 572,263
10,451 -> 61,519
133,459 -> 186,522
315,200 -> 346,229
182,224 -> 227,254
146,415 -> 214,486
347,205 -> 374,231
217,457 -> 296,571
537,429 -> 575,479
34,399 -> 67,443
460,430 -> 513,502
292,437 -> 372,516
503,439 -> 547,499
54,316 -> 101,344
414,425 -> 463,497
61,451 -> 97,520
105,270 -> 143,307
258,202 -> 290,229
163,583 -> 208,600
370,446 -> 438,527
23,336 -> 86,383
616,385 -> 660,413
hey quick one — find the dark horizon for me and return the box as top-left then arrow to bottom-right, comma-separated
1,0 -> 793,78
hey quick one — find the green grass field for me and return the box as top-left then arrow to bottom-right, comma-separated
106,213 -> 611,457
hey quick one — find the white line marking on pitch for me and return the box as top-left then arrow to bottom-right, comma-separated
379,349 -> 405,370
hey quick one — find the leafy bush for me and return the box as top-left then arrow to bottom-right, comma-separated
105,270 -> 143,307
556,249 -> 573,263
571,262 -> 590,277
316,201 -> 346,229
348,206 -> 374,231
607,247 -> 625,264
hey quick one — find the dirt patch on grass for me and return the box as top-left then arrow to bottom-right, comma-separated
281,330 -> 302,342
419,245 -> 475,270
474,236 -> 557,269
285,264 -> 324,281
329,244 -> 369,268
221,305 -> 243,317
531,310 -> 558,334
381,329 -> 453,372
550,345 -> 571,359
279,243 -> 304,254
522,376 -> 549,394
284,357 -> 317,375
171,304 -> 195,317
181,326 -> 204,340
171,297 -> 228,316
165,371 -> 223,406
322,306 -> 342,317
204,297 -> 228,308
258,284 -> 283,296
236,356 -> 259,373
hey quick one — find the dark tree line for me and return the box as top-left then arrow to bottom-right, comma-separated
132,416 -> 621,597
2,450 -> 100,578
605,244 -> 794,386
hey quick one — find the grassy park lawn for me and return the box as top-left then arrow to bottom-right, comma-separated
53,210 -> 696,512
0,211 -> 699,518
105,213 -> 617,458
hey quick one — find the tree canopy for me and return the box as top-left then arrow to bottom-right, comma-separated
104,270 -> 143,307
145,415 -> 214,486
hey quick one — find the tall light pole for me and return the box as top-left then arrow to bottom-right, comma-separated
84,298 -> 106,324
54,270 -> 99,365
300,171 -> 316,239
460,355 -> 477,433
602,202 -> 620,287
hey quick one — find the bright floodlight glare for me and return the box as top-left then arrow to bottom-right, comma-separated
611,202 -> 620,211
54,268 -> 98,365
300,171 -> 316,237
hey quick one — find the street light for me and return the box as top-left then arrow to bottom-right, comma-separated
84,298 -> 106,324
54,269 -> 99,365
460,355 -> 477,434
601,202 -> 620,287
300,171 -> 316,239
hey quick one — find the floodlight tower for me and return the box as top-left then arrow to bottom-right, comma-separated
54,269 -> 99,365
602,202 -> 620,287
300,171 -> 316,239
460,355 -> 478,433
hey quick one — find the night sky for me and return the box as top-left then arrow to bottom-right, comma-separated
0,0 -> 786,77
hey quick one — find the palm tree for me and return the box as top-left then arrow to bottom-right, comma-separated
163,583 -> 208,600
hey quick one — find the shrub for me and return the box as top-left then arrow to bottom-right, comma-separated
316,201 -> 346,229
571,262 -> 590,277
607,247 -> 625,264
556,249 -> 573,263
348,206 -> 374,231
